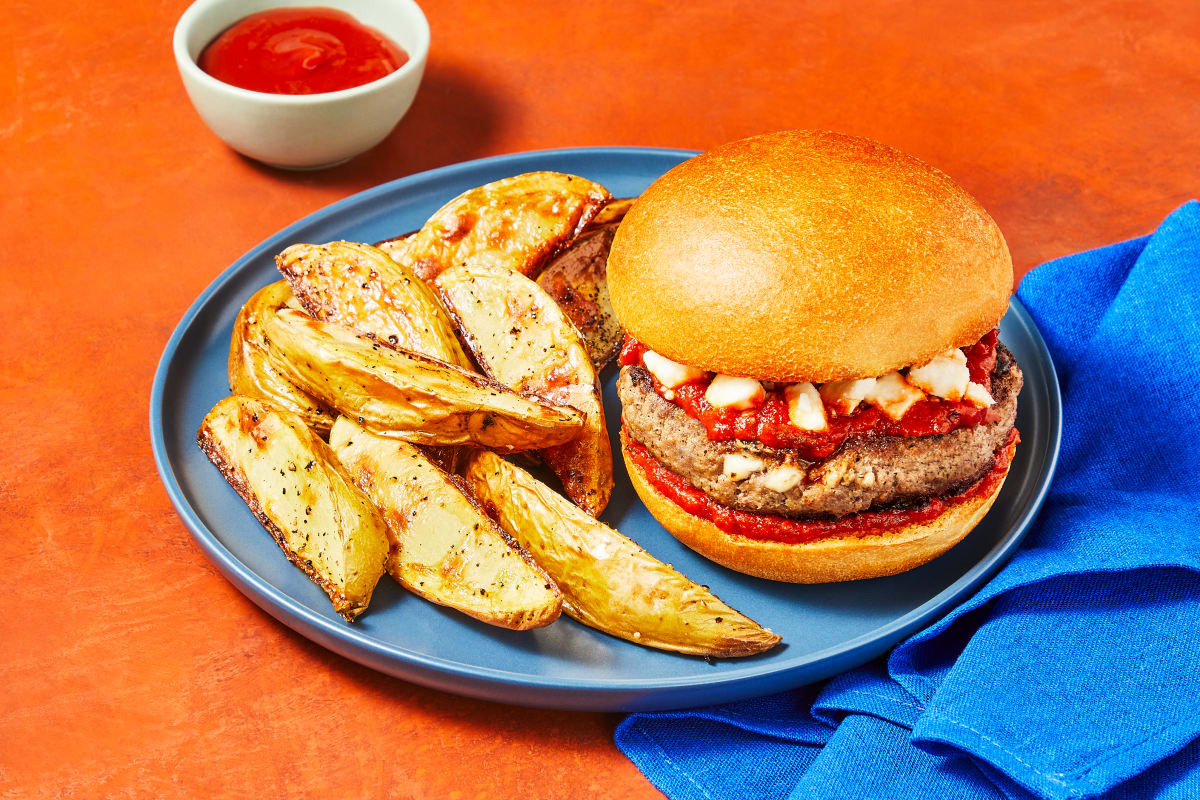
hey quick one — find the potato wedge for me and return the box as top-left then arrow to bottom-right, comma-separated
436,264 -> 613,515
277,241 -> 472,472
376,194 -> 632,267
585,196 -> 635,230
464,451 -> 781,657
228,281 -> 336,435
536,226 -> 623,372
329,418 -> 562,629
375,231 -> 412,262
197,396 -> 389,621
261,308 -> 583,451
390,172 -> 612,281
276,241 -> 473,370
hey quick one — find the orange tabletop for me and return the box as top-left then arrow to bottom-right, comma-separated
4,1 -> 1198,797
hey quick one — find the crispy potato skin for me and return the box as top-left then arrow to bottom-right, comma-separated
436,264 -> 613,516
387,172 -> 612,281
536,226 -> 624,372
261,308 -> 582,451
464,451 -> 781,657
586,196 -> 635,230
197,396 -> 389,621
330,419 -> 562,629
228,281 -> 336,434
276,241 -> 473,370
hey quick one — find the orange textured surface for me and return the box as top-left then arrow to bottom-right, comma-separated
3,1 -> 1198,797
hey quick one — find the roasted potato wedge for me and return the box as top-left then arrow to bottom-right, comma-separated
585,196 -> 635,230
261,308 -> 583,451
276,241 -> 472,370
375,230 -> 412,259
536,226 -> 624,372
329,418 -> 562,629
384,172 -> 612,281
197,396 -> 389,621
436,264 -> 613,515
277,241 -> 471,471
464,451 -> 781,657
376,195 -> 632,274
228,281 -> 336,435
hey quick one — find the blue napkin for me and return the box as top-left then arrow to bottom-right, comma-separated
616,201 -> 1200,800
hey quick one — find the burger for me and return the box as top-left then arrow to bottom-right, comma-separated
606,129 -> 1022,583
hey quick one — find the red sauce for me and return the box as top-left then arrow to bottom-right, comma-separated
624,427 -> 1019,544
619,331 -> 1000,460
198,7 -> 408,95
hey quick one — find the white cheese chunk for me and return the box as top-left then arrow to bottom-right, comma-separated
763,465 -> 804,493
723,453 -> 766,481
705,374 -> 765,410
785,382 -> 828,431
818,377 -> 877,415
866,372 -> 925,420
946,348 -> 968,365
907,353 -> 970,401
642,350 -> 706,389
964,381 -> 995,408
818,463 -> 847,487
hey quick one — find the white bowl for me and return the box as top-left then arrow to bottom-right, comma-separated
173,0 -> 429,169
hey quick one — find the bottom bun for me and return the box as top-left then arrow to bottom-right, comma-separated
621,440 -> 1011,583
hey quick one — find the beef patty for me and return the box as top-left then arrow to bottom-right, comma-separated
618,345 -> 1022,519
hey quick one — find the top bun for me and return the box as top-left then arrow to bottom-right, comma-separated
607,130 -> 1013,383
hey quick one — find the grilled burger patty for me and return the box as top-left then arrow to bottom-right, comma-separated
618,345 -> 1023,519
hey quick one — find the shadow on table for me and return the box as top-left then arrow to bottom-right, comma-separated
240,60 -> 505,190
269,611 -> 633,739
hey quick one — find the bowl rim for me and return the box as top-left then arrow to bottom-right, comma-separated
172,0 -> 430,105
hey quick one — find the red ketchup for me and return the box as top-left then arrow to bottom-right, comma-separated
624,428 -> 1019,544
198,7 -> 409,95
619,331 -> 1000,461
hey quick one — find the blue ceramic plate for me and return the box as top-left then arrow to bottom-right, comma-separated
150,147 -> 1061,711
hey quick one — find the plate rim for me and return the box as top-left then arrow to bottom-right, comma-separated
149,146 -> 1062,703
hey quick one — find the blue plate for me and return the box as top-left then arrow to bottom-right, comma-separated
150,147 -> 1061,711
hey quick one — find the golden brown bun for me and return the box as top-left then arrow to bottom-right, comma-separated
607,130 -> 1013,383
622,438 -> 1010,583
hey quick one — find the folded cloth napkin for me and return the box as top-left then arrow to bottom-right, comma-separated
616,201 -> 1200,800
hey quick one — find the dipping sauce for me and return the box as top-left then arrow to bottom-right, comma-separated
198,7 -> 409,95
